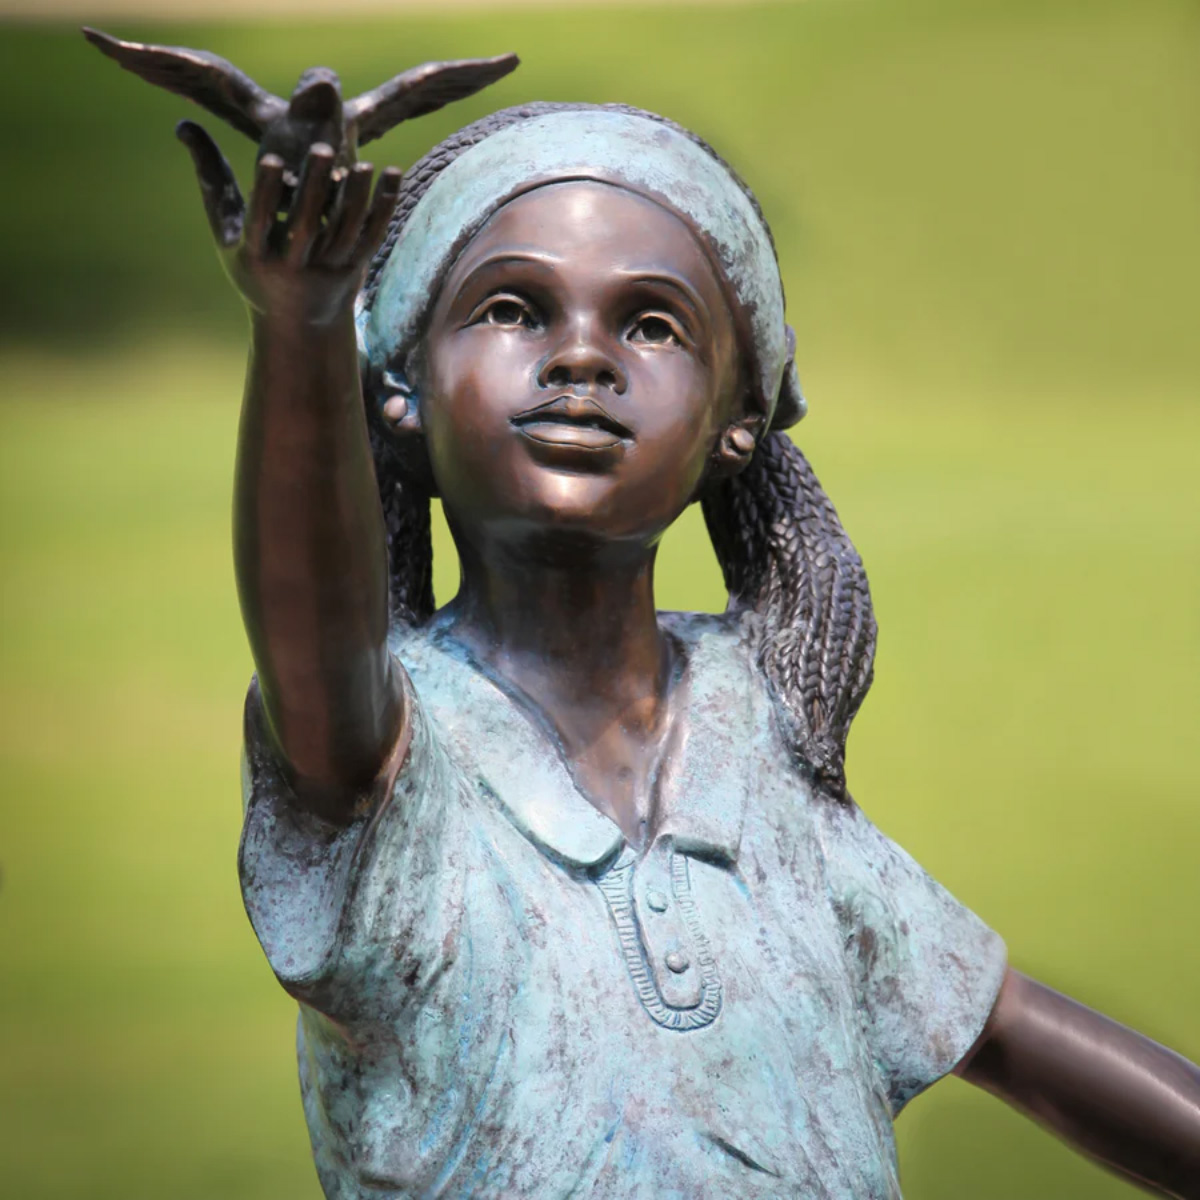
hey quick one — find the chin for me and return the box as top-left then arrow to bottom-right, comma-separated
452,486 -> 665,561
440,444 -> 696,555
515,487 -> 683,557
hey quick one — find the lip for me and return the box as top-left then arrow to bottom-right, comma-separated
510,394 -> 633,451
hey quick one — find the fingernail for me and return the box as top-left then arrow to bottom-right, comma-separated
382,396 -> 408,423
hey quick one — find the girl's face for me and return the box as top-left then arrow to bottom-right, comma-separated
417,180 -> 743,555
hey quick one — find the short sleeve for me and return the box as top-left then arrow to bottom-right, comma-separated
237,662 -> 462,1015
816,800 -> 1007,1112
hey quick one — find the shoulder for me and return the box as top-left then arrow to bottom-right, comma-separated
659,608 -> 772,721
387,616 -> 453,676
660,608 -> 824,798
658,607 -> 756,649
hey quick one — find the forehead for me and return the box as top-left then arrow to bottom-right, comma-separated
445,180 -> 728,298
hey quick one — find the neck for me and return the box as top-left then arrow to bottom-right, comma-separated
446,532 -> 671,746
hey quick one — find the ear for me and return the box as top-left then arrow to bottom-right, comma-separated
367,360 -> 423,440
710,412 -> 765,480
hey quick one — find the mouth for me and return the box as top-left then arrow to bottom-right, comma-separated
510,395 -> 633,451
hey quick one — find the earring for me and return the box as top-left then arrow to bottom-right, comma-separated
710,417 -> 761,478
377,365 -> 421,435
726,427 -> 756,456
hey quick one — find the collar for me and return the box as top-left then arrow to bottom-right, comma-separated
395,613 -> 760,871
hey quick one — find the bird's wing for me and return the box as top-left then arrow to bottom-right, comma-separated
83,27 -> 286,143
347,54 -> 519,146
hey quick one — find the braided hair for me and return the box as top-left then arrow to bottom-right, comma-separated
360,103 -> 877,801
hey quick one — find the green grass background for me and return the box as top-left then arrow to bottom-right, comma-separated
1,0 -> 1198,1196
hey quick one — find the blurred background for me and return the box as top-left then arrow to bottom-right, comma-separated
1,0 -> 1197,1196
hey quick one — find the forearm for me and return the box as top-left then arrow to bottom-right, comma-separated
960,970 -> 1200,1198
234,306 -> 401,806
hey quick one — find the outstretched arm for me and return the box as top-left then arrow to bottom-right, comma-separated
179,121 -> 404,819
957,968 -> 1200,1198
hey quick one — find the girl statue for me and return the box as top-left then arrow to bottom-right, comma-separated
111,37 -> 1200,1199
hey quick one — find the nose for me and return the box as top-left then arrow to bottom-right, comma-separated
537,317 -> 627,395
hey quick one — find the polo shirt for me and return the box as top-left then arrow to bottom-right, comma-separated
239,610 -> 1006,1198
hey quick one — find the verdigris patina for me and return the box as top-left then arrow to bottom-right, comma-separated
91,28 -> 1200,1200
242,610 -> 1004,1195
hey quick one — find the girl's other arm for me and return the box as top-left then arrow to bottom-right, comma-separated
179,122 -> 405,820
957,968 -> 1200,1199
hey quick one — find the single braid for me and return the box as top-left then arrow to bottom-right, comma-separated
702,433 -> 877,802
367,417 -> 434,625
360,105 -> 877,798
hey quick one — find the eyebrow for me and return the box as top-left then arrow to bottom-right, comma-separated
616,270 -> 710,325
454,250 -> 565,293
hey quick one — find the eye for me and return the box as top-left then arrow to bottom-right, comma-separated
472,294 -> 539,330
627,313 -> 684,347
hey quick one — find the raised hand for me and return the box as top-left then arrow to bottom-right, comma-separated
171,119 -> 408,811
176,119 -> 401,326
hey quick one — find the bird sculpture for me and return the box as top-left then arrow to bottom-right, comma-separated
83,27 -> 519,183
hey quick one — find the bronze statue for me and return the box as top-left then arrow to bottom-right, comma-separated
89,28 -> 1200,1199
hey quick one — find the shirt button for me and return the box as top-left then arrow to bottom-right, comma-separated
646,889 -> 669,913
665,951 -> 690,974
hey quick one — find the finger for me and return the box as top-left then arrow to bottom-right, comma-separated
318,163 -> 374,267
309,164 -> 350,263
176,119 -> 244,248
353,166 -> 402,265
245,154 -> 286,258
285,143 -> 335,267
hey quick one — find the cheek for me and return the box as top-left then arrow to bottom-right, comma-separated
421,336 -> 536,506
427,333 -> 535,428
628,354 -> 726,470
